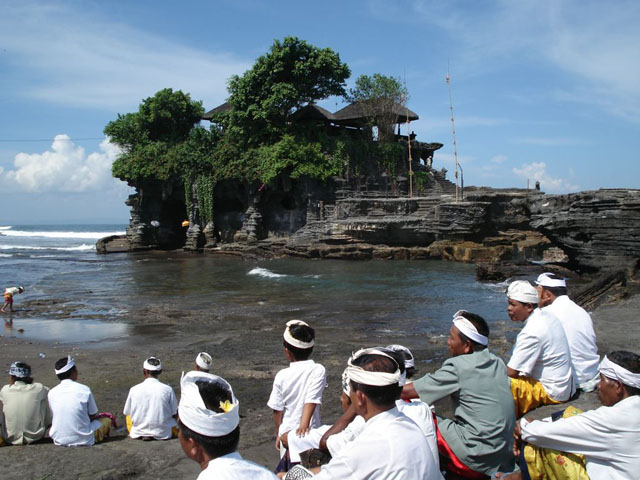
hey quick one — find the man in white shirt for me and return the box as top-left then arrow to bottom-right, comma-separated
48,356 -> 111,446
123,356 -> 178,440
536,272 -> 600,391
498,350 -> 640,480
0,361 -> 51,445
2,286 -> 24,313
312,348 -> 441,479
177,371 -> 277,479
506,280 -> 575,417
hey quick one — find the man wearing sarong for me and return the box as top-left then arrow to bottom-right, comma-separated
536,273 -> 600,392
506,280 -> 576,417
48,356 -> 111,446
0,362 -> 51,445
310,348 -> 441,479
177,371 -> 277,479
123,357 -> 178,440
498,350 -> 640,480
402,310 -> 516,478
2,286 -> 24,313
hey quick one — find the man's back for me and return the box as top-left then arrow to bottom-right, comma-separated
315,407 -> 441,479
413,349 -> 515,475
544,295 -> 599,384
509,309 -> 575,401
124,377 -> 177,439
197,452 -> 277,480
0,381 -> 50,445
48,379 -> 97,446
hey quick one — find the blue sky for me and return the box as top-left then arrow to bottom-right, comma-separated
1,0 -> 639,224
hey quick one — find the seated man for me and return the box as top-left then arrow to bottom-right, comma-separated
123,357 -> 178,440
48,356 -> 111,446
0,361 -> 51,445
506,281 -> 575,417
312,348 -> 441,479
403,310 -> 516,478
536,272 -> 600,392
500,351 -> 640,480
177,370 -> 277,479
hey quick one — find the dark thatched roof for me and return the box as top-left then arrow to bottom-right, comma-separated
288,103 -> 336,122
202,102 -> 232,120
333,101 -> 419,127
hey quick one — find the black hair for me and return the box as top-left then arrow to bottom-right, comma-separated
540,274 -> 568,297
349,353 -> 399,407
284,323 -> 315,361
386,346 -> 415,379
179,380 -> 240,458
608,351 -> 640,396
456,311 -> 490,351
54,357 -> 76,381
10,362 -> 33,384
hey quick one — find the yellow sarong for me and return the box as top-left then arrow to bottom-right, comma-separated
523,406 -> 589,480
126,414 -> 178,438
94,417 -> 112,443
510,376 -> 562,418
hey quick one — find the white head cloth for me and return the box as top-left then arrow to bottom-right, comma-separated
386,344 -> 415,369
599,355 -> 640,389
345,347 -> 402,387
535,272 -> 567,288
55,355 -> 75,375
452,311 -> 488,346
179,371 -> 240,437
507,280 -> 539,304
143,357 -> 162,371
341,368 -> 351,396
195,352 -> 212,371
9,362 -> 30,379
283,320 -> 314,349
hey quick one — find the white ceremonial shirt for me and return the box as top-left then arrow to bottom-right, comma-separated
197,452 -> 278,480
48,379 -> 100,446
508,308 -> 575,401
267,359 -> 326,436
544,295 -> 600,385
4,287 -> 20,296
521,395 -> 640,480
123,377 -> 178,439
315,407 -> 441,480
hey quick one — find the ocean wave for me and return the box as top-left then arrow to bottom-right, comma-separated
0,253 -> 12,257
0,229 -> 124,239
0,226 -> 12,230
247,267 -> 287,279
0,244 -> 95,251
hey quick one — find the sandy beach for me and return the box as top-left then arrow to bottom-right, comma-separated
0,292 -> 638,479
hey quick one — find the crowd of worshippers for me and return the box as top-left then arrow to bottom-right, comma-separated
0,273 -> 639,480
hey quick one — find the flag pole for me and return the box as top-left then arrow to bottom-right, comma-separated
446,62 -> 460,202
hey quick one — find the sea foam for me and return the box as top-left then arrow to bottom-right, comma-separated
247,267 -> 287,279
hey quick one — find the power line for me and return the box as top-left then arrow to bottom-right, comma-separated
0,137 -> 105,142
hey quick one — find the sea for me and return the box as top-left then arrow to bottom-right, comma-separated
0,224 -> 512,346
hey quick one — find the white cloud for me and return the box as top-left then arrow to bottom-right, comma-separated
512,161 -> 579,193
0,135 -> 127,194
0,2 -> 251,111
490,155 -> 508,164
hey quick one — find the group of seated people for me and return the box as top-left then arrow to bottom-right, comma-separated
0,273 -> 638,479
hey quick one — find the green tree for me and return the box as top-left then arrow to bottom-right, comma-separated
346,74 -> 408,142
221,36 -> 351,146
106,88 -> 205,182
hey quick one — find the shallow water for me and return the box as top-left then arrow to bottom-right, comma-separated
1,225 -> 511,344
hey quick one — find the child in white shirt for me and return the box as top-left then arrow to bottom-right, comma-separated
267,320 -> 326,470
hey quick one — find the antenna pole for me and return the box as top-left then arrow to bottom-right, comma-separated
446,63 -> 460,202
405,79 -> 413,198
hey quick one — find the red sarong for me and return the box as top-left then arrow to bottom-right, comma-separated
433,416 -> 489,479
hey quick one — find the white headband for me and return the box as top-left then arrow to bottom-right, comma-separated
178,371 -> 240,437
55,356 -> 75,375
386,344 -> 415,369
346,348 -> 402,387
599,355 -> 640,389
143,357 -> 162,371
341,368 -> 350,396
507,280 -> 539,304
283,320 -> 314,349
452,311 -> 488,346
195,352 -> 212,370
535,272 -> 566,288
